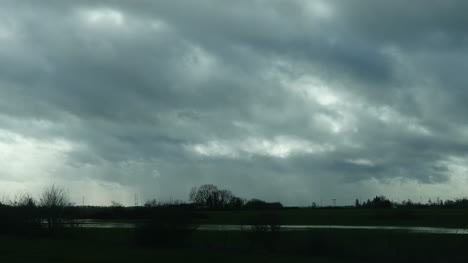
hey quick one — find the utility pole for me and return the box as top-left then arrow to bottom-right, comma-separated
134,193 -> 139,206
332,198 -> 336,207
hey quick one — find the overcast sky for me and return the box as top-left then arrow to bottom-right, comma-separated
1,0 -> 468,206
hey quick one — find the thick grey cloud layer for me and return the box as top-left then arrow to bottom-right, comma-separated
1,0 -> 468,205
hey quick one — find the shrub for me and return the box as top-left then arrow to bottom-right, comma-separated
135,208 -> 198,247
244,212 -> 282,252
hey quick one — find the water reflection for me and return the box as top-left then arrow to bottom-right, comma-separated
197,224 -> 468,234
75,220 -> 468,234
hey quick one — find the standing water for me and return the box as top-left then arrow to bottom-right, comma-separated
75,220 -> 468,234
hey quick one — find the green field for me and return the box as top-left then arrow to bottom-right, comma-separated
2,227 -> 468,263
196,208 -> 468,228
3,208 -> 468,262
0,236 -> 322,263
0,230 -> 334,263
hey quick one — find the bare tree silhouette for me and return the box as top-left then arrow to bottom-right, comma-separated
39,185 -> 72,230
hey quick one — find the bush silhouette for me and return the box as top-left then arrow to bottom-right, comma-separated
135,208 -> 198,247
245,212 -> 282,252
39,185 -> 75,233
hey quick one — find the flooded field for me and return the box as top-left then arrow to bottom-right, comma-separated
75,220 -> 468,234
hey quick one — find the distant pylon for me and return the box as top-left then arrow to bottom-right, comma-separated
134,193 -> 139,206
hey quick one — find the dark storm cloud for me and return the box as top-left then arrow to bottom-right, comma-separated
1,0 -> 468,204
333,0 -> 468,47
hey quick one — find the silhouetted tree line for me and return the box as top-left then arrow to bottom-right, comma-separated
353,195 -> 468,209
359,196 -> 393,209
189,184 -> 283,210
0,185 -> 79,235
0,183 -> 284,236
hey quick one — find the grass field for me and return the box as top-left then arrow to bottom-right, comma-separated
0,231 -> 333,263
2,227 -> 468,263
3,208 -> 468,262
196,208 -> 468,228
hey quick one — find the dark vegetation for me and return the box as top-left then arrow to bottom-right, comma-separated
2,227 -> 468,262
189,184 -> 282,210
134,208 -> 198,247
2,184 -> 468,262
